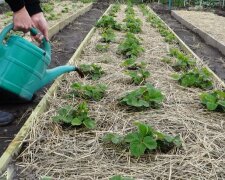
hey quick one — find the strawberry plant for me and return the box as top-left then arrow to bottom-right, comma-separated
103,122 -> 182,157
121,58 -> 146,70
125,6 -> 135,15
71,83 -> 107,101
79,63 -> 104,80
173,68 -> 213,90
125,69 -> 150,85
96,44 -> 109,52
200,90 -> 225,111
118,33 -> 144,58
169,48 -> 196,71
53,102 -> 96,129
96,15 -> 122,31
108,4 -> 120,17
124,15 -> 142,33
101,28 -> 116,43
120,83 -> 164,109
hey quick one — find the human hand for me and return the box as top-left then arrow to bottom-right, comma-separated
13,7 -> 34,33
31,12 -> 49,42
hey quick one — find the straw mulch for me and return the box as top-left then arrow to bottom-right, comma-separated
16,5 -> 225,180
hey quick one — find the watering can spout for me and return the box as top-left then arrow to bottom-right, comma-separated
39,65 -> 77,89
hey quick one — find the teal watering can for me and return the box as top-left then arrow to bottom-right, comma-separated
0,23 -> 83,101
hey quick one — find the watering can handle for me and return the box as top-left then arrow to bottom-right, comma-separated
0,23 -> 51,56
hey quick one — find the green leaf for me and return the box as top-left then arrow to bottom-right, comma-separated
103,133 -> 123,144
206,102 -> 218,111
143,136 -> 157,150
135,122 -> 152,137
83,119 -> 96,129
130,141 -> 146,157
218,100 -> 225,108
71,118 -> 82,126
110,175 -> 135,180
124,132 -> 140,143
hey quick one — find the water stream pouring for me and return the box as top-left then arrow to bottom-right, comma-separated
0,23 -> 83,102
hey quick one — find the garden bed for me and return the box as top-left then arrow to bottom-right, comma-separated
0,1 -> 111,177
8,4 -> 225,179
172,10 -> 225,56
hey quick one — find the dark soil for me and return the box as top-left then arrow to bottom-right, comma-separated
150,3 -> 225,81
0,1 -> 110,157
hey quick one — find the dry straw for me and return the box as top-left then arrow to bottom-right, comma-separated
16,5 -> 225,179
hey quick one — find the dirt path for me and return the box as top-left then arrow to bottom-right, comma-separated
0,1 -> 109,158
15,5 -> 225,179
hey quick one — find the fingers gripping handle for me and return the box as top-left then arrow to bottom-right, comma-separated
0,23 -> 51,57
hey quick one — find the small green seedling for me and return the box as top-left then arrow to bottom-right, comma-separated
71,82 -> 107,101
96,44 -> 109,52
53,102 -> 96,129
79,63 -> 104,80
110,175 -> 134,180
118,33 -> 144,58
103,122 -> 182,157
101,28 -> 116,43
121,58 -> 146,70
125,69 -> 150,85
169,48 -> 196,71
61,7 -> 69,13
173,68 -> 213,90
200,90 -> 225,111
120,83 -> 164,109
41,3 -> 54,13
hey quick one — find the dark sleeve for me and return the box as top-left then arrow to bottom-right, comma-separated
5,0 -> 25,12
25,0 -> 43,16
5,0 -> 42,16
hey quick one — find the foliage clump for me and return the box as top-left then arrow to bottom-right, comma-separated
118,33 -> 144,58
200,90 -> 225,111
125,69 -> 150,85
101,28 -> 116,43
120,83 -> 164,109
108,3 -> 121,17
96,15 -> 122,31
96,44 -> 109,52
103,122 -> 182,157
121,58 -> 146,70
79,63 -> 104,80
71,83 -> 107,101
124,15 -> 142,33
169,48 -> 196,71
53,102 -> 96,129
173,68 -> 213,90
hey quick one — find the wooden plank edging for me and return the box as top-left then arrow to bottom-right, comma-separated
147,6 -> 225,88
0,3 -> 103,176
